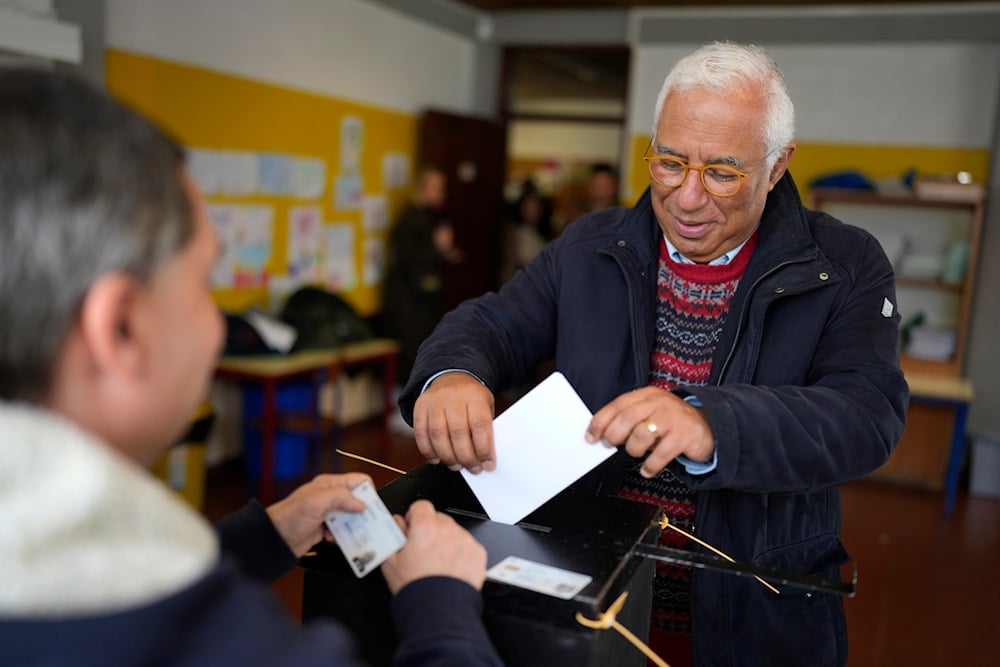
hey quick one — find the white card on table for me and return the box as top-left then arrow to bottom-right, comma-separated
486,555 -> 592,600
324,480 -> 406,578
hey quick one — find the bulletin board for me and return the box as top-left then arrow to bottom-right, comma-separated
106,48 -> 418,316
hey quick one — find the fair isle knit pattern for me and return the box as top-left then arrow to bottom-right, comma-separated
618,232 -> 757,638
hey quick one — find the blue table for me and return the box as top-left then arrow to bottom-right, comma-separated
906,372 -> 975,517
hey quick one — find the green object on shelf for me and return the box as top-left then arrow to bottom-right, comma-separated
899,312 -> 926,349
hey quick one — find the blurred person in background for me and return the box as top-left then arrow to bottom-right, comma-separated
586,162 -> 620,212
499,180 -> 554,284
381,166 -> 463,433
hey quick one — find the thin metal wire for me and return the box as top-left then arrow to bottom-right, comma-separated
659,515 -> 780,595
334,448 -> 407,475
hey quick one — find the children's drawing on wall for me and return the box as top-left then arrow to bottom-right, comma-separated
340,116 -> 363,171
188,148 -> 258,196
258,152 -> 294,194
382,152 -> 409,189
325,223 -> 357,291
208,203 -> 274,288
334,173 -> 363,210
188,147 -> 327,200
187,148 -> 223,194
287,206 -> 324,282
361,195 -> 388,232
292,157 -> 326,198
363,237 -> 386,286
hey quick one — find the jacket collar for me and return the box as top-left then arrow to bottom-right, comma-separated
0,402 -> 218,617
754,172 -> 821,268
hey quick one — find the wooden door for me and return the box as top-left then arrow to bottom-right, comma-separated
419,109 -> 506,313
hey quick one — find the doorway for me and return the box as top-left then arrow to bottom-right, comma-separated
500,46 -> 630,233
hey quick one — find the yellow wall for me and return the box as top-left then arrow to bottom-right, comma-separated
627,134 -> 990,206
106,49 -> 418,316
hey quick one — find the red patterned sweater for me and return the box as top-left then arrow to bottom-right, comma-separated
617,231 -> 757,661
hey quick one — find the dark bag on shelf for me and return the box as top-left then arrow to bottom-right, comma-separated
280,287 -> 374,352
222,312 -> 275,356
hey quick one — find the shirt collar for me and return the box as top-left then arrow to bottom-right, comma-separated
662,233 -> 753,266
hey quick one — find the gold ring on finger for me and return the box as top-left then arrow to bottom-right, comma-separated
646,421 -> 659,436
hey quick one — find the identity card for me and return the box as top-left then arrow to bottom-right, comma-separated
486,555 -> 592,600
324,480 -> 406,578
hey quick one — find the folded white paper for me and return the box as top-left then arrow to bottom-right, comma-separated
460,372 -> 616,525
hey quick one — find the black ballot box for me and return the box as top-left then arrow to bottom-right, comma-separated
301,463 -> 662,666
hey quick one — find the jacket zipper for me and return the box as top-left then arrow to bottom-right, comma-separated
694,255 -> 817,536
604,244 -> 648,386
714,256 -> 816,386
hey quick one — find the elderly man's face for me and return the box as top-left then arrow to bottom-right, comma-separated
650,84 -> 791,263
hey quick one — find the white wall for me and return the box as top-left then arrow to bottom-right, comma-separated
105,0 -> 477,115
629,43 -> 1000,147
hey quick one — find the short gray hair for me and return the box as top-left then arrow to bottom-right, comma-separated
0,68 -> 194,402
652,42 -> 795,167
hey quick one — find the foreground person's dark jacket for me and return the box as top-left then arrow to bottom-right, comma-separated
402,174 -> 908,666
0,403 -> 501,667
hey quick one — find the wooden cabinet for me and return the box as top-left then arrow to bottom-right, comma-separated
810,188 -> 984,490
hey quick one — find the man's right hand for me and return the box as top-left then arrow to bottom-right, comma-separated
381,500 -> 487,594
412,372 -> 496,473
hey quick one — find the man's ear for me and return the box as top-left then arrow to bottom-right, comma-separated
77,273 -> 147,381
767,143 -> 797,190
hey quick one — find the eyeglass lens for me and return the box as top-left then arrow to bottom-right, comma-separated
649,157 -> 743,197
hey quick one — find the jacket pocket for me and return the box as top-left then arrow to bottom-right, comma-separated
742,534 -> 849,667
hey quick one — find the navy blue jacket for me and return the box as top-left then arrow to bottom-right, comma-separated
0,501 -> 501,666
401,174 -> 908,666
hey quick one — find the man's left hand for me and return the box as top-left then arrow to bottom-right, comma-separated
586,387 -> 714,478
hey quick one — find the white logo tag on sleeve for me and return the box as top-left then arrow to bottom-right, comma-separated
881,297 -> 894,318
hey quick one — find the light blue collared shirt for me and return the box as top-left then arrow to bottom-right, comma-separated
662,231 -> 754,266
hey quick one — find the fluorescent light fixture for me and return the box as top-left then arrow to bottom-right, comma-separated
0,8 -> 81,64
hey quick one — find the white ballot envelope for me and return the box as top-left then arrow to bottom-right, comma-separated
461,372 -> 616,525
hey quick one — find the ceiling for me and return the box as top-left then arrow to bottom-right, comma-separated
457,0 -> 996,9
455,0 -> 993,12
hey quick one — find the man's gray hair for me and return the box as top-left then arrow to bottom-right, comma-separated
0,68 -> 194,402
653,42 -> 795,168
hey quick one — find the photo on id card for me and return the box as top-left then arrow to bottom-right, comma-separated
324,480 -> 406,577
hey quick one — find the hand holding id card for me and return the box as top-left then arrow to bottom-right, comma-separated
324,480 -> 406,577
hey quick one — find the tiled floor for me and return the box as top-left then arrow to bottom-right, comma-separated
203,417 -> 1000,666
